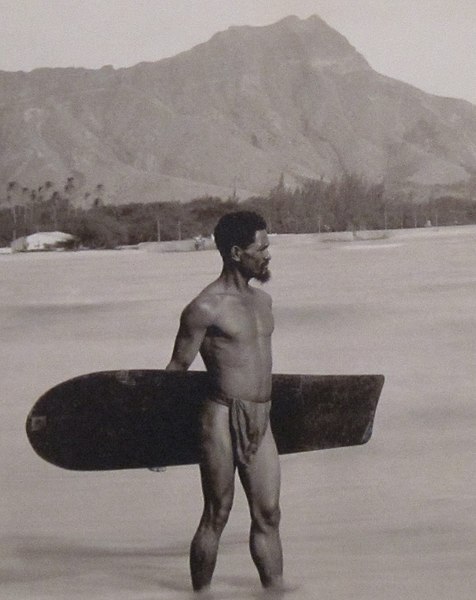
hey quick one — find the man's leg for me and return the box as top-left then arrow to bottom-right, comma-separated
238,425 -> 283,588
190,401 -> 235,591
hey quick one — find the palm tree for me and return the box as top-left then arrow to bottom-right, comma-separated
94,183 -> 105,207
17,187 -> 31,232
6,182 -> 19,241
51,191 -> 60,230
63,176 -> 76,219
7,181 -> 17,194
30,190 -> 39,232
64,176 -> 75,197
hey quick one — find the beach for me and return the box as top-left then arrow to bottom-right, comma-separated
1,226 -> 475,599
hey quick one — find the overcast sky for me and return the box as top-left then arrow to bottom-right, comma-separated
1,0 -> 475,104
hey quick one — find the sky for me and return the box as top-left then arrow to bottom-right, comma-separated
0,0 -> 475,104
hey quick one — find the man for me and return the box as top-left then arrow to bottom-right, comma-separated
166,211 -> 283,592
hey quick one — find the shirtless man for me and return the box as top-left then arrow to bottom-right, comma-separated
165,211 -> 283,592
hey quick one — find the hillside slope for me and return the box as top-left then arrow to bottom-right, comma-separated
1,15 -> 475,204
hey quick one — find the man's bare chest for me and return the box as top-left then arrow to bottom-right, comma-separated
209,295 -> 274,342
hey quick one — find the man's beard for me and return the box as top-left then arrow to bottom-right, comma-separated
255,266 -> 271,283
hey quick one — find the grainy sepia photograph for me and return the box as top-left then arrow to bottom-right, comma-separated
1,1 -> 475,598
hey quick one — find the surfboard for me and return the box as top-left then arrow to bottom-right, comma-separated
26,370 -> 384,470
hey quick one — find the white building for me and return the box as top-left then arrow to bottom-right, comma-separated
11,231 -> 76,252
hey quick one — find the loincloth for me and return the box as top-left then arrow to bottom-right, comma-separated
210,393 -> 271,466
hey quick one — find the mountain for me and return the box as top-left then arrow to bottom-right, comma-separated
1,14 -> 476,205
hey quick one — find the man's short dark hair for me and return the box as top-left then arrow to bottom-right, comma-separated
214,211 -> 267,260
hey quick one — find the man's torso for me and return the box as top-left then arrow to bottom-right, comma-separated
198,284 -> 273,403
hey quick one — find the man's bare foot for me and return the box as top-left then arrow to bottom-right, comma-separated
191,585 -> 213,599
261,579 -> 300,596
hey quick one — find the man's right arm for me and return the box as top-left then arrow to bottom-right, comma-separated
165,300 -> 212,371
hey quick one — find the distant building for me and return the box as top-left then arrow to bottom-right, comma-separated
11,231 -> 76,252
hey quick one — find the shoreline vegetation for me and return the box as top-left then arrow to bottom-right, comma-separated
2,173 -> 475,250
2,224 -> 475,255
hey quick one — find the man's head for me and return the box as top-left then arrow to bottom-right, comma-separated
214,211 -> 271,282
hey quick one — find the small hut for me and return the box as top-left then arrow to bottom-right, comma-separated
11,231 -> 76,252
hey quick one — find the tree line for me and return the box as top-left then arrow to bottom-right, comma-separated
1,174 -> 475,249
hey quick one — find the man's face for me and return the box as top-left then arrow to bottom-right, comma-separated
238,229 -> 271,282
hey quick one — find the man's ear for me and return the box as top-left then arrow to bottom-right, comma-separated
230,245 -> 242,263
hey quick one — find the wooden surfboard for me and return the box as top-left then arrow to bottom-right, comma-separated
26,370 -> 384,471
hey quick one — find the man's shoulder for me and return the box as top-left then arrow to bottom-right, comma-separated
252,286 -> 272,305
184,281 -> 272,319
182,283 -> 224,321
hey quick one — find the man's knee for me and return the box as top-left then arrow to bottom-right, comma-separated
251,503 -> 281,532
206,500 -> 233,531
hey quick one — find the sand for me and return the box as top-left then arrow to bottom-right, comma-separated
1,226 -> 475,599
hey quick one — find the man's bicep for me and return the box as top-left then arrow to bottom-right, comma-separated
166,303 -> 210,370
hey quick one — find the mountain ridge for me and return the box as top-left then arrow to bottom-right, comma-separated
1,15 -> 475,205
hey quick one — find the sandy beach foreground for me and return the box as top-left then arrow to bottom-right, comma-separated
1,226 -> 475,599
